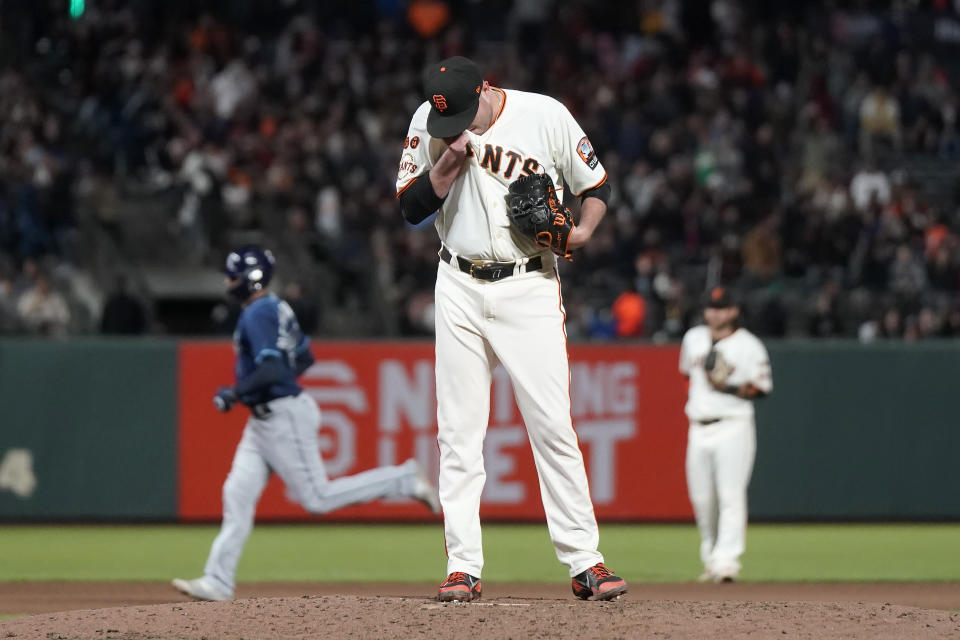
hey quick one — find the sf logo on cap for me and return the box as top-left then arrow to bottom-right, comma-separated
432,94 -> 448,112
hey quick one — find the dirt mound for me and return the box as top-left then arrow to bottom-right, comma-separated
2,594 -> 958,640
6,581 -> 960,615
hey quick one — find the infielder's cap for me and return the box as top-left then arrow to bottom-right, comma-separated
423,56 -> 483,138
704,286 -> 738,308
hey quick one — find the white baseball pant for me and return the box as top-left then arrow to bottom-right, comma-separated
685,415 -> 756,578
203,393 -> 418,593
434,260 -> 603,579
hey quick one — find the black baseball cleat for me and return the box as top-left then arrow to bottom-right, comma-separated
571,563 -> 628,601
437,572 -> 482,602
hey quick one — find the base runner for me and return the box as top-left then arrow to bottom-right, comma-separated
173,246 -> 440,602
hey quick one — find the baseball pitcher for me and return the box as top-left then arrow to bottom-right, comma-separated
397,56 -> 627,602
679,287 -> 773,583
173,246 -> 440,602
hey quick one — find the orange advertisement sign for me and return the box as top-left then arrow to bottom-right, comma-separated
177,342 -> 691,522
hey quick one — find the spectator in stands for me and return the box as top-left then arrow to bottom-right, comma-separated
407,0 -> 452,39
798,113 -> 844,194
808,282 -> 843,338
16,272 -> 70,337
100,276 -> 147,335
2,1 -> 960,341
401,290 -> 435,337
927,243 -> 959,292
879,307 -> 903,339
859,84 -> 902,157
13,258 -> 40,298
283,281 -> 318,336
611,286 -> 647,339
0,260 -> 18,333
850,160 -> 892,211
889,245 -> 928,298
915,307 -> 942,340
940,305 -> 960,337
741,214 -> 782,283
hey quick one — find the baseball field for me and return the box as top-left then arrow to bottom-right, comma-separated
1,523 -> 958,638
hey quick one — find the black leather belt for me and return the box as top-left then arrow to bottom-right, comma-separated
250,393 -> 298,419
440,246 -> 542,282
695,418 -> 722,426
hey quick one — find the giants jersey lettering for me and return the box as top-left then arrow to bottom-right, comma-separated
679,326 -> 773,422
396,88 -> 607,261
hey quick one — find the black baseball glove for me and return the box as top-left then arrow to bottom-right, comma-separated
505,173 -> 575,259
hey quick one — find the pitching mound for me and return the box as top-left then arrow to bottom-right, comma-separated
2,593 -> 959,640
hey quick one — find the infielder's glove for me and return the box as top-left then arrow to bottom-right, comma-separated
704,348 -> 734,387
505,173 -> 575,259
213,386 -> 238,412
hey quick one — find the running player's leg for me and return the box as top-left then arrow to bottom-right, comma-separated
488,270 -> 602,576
435,265 -> 497,578
263,394 -> 419,512
710,417 -> 756,578
685,426 -> 719,574
203,423 -> 271,594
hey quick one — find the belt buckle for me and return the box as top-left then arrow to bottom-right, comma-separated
469,259 -> 508,280
469,259 -> 485,279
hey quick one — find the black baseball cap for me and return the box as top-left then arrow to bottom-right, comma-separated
704,286 -> 738,308
423,56 -> 483,138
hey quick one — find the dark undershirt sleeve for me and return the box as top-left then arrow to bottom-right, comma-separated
579,181 -> 611,206
399,174 -> 445,224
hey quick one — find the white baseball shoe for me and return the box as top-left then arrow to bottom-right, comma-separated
713,572 -> 737,584
697,570 -> 715,583
408,459 -> 441,514
171,576 -> 233,601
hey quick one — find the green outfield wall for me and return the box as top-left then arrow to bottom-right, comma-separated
0,339 -> 177,519
750,342 -> 960,520
0,338 -> 957,521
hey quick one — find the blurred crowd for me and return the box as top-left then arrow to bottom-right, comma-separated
4,0 -> 960,341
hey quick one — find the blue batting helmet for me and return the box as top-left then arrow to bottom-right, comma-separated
223,246 -> 275,301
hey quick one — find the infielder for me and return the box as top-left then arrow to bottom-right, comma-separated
396,56 -> 627,602
173,246 -> 440,602
679,287 -> 772,583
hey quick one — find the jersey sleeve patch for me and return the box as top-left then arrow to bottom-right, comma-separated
577,136 -> 599,170
398,152 -> 420,183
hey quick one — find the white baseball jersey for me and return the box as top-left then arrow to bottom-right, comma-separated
397,87 -> 610,580
396,88 -> 608,260
679,326 -> 772,422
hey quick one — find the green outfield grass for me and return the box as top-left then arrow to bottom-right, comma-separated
1,523 -> 957,583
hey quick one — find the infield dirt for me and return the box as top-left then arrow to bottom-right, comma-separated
1,581 -> 959,639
